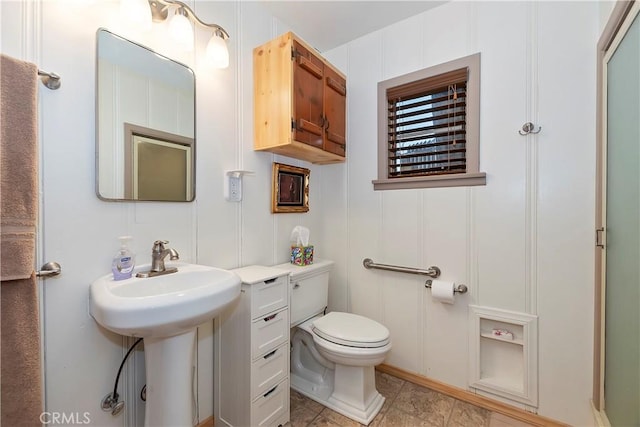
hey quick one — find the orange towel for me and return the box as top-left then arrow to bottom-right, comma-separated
0,53 -> 38,281
1,274 -> 43,427
0,53 -> 43,426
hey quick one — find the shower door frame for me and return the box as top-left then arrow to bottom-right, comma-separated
593,0 -> 638,421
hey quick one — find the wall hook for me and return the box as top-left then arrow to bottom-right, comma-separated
518,122 -> 541,135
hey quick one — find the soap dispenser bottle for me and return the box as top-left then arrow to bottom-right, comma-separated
112,236 -> 135,280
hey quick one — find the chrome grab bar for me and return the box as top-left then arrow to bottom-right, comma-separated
362,258 -> 441,278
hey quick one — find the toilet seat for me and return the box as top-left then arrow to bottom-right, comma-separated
312,312 -> 390,348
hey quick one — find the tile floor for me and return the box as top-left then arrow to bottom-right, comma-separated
288,371 -> 537,427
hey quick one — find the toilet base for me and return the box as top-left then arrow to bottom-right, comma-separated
291,364 -> 385,425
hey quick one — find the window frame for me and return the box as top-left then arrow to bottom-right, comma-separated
373,53 -> 486,190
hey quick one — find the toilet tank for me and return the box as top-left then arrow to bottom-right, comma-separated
274,259 -> 334,326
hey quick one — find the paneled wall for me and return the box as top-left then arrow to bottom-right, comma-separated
1,1 -> 321,425
320,2 -> 600,425
0,1 -> 606,426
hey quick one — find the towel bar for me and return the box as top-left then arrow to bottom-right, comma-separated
38,70 -> 61,90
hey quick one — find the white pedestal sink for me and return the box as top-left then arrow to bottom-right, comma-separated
90,262 -> 241,426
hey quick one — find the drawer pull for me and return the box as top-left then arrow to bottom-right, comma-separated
264,278 -> 277,284
326,76 -> 346,96
263,384 -> 278,398
293,283 -> 300,289
263,349 -> 277,359
263,313 -> 277,322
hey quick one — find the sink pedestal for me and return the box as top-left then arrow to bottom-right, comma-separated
144,329 -> 196,427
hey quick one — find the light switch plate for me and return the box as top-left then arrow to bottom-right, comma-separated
224,174 -> 242,202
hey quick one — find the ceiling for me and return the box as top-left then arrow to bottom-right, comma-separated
261,1 -> 447,52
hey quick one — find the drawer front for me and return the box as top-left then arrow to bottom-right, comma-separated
251,276 -> 288,319
251,378 -> 289,427
251,344 -> 289,399
252,308 -> 289,359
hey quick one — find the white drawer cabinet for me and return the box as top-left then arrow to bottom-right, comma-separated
215,266 -> 290,427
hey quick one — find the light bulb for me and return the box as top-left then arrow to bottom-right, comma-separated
120,0 -> 152,31
205,31 -> 229,69
169,8 -> 194,51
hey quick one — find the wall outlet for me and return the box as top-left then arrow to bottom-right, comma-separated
224,174 -> 242,202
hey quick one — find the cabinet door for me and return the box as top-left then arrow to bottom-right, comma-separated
323,66 -> 347,156
293,40 -> 324,149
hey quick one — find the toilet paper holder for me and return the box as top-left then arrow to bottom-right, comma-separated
425,279 -> 468,294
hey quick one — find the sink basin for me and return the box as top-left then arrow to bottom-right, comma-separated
90,262 -> 241,338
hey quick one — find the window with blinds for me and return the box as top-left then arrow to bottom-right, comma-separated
387,69 -> 467,178
374,53 -> 485,190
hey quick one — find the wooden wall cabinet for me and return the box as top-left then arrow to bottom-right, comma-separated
254,32 -> 347,164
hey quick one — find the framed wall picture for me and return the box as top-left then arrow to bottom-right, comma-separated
272,162 -> 309,213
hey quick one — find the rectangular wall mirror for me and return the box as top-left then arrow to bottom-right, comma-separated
96,28 -> 196,202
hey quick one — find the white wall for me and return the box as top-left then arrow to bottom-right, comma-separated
1,1 -> 323,425
1,0 -> 604,426
319,2 -> 600,426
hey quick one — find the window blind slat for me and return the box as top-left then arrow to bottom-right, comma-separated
389,147 -> 467,162
389,108 -> 466,126
391,135 -> 466,148
389,115 -> 466,133
389,167 -> 466,178
388,88 -> 467,112
390,139 -> 466,153
390,121 -> 465,138
389,85 -> 467,107
387,68 -> 468,99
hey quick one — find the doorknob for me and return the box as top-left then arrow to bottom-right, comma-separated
37,261 -> 61,278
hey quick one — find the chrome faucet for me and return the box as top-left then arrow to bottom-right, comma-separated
136,240 -> 180,278
151,240 -> 179,272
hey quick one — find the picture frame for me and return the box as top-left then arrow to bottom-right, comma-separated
272,162 -> 309,213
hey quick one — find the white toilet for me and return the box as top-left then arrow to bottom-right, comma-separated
276,259 -> 392,425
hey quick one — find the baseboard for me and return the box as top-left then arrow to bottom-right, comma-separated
591,401 -> 611,427
376,364 -> 568,427
196,416 -> 214,427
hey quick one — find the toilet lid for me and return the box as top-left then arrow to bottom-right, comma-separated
312,312 -> 390,348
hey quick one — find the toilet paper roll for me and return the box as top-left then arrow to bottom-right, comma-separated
431,280 -> 455,304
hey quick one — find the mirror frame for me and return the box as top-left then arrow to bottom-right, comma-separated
95,28 -> 196,202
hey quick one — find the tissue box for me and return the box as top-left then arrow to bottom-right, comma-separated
291,245 -> 314,265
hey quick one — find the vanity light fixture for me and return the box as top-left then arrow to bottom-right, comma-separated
124,0 -> 231,68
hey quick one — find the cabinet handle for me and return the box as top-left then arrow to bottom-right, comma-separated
326,131 -> 346,146
263,384 -> 278,398
596,227 -> 605,248
297,55 -> 322,79
264,278 -> 277,284
263,313 -> 277,322
263,349 -> 278,359
298,119 -> 323,136
293,283 -> 300,289
326,76 -> 346,96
